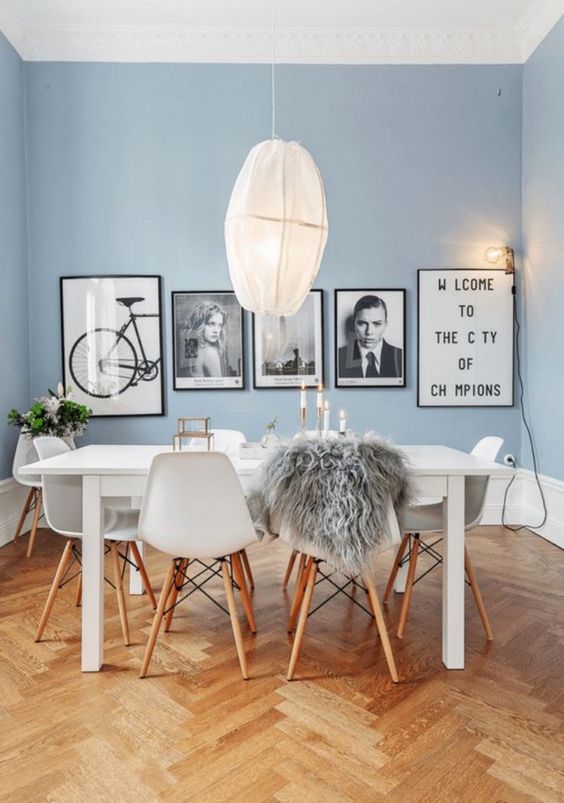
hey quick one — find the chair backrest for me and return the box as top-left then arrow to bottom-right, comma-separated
12,434 -> 42,487
139,452 -> 256,559
184,429 -> 246,457
34,437 -> 82,537
465,436 -> 504,527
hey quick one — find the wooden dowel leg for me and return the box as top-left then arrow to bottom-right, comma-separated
282,549 -> 298,589
364,572 -> 399,683
465,547 -> 493,641
14,488 -> 34,540
287,560 -> 318,681
232,553 -> 257,633
130,541 -> 157,610
288,555 -> 312,633
75,572 -> 82,607
383,533 -> 410,603
26,489 -> 43,558
164,559 -> 188,633
240,549 -> 255,591
397,536 -> 420,639
111,543 -> 130,647
140,561 -> 177,678
221,559 -> 249,680
35,539 -> 74,641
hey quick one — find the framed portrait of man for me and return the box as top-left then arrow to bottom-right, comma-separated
171,291 -> 245,390
252,290 -> 324,389
335,289 -> 406,388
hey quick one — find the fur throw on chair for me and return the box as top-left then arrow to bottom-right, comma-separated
248,434 -> 414,575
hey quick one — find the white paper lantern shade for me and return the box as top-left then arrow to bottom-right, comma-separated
225,139 -> 328,316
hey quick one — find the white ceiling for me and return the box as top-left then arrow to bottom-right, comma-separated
0,0 -> 563,63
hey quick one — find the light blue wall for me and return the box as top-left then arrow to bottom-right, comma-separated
0,33 -> 28,479
523,18 -> 564,481
23,63 -> 523,453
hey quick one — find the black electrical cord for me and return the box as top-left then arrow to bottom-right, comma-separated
501,284 -> 548,531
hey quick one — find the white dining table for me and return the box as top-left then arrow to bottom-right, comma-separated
21,443 -> 506,673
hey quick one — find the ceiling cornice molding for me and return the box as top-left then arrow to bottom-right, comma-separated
516,0 -> 564,59
0,3 -> 561,65
11,24 -> 524,64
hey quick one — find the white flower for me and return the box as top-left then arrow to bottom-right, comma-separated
57,382 -> 65,397
44,397 -> 61,415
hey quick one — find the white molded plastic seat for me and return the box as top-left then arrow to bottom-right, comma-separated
385,436 -> 504,641
138,451 -> 258,679
12,434 -> 44,556
33,437 -> 155,646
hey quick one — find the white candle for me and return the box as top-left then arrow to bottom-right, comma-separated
300,382 -> 307,411
316,384 -> 323,411
323,400 -> 330,434
339,409 -> 346,434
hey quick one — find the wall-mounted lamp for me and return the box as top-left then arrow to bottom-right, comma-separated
485,246 -> 515,274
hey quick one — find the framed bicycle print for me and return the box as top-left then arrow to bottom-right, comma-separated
171,291 -> 245,390
335,289 -> 406,388
252,290 -> 324,389
60,275 -> 164,416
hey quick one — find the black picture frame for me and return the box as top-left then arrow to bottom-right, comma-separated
171,291 -> 246,391
417,268 -> 515,408
60,274 -> 165,417
334,288 -> 406,388
252,289 -> 325,390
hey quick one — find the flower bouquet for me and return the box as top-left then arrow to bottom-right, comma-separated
8,383 -> 92,439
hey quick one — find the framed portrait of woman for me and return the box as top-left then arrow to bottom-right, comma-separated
252,290 -> 324,389
171,291 -> 245,390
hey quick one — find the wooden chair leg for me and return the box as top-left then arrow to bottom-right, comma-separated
26,489 -> 43,558
240,549 -> 255,590
397,536 -> 420,639
232,552 -> 257,633
164,559 -> 188,633
283,549 -> 298,589
221,559 -> 249,680
75,572 -> 82,607
288,555 -> 312,633
465,547 -> 493,641
110,543 -> 130,647
35,539 -> 74,641
383,533 -> 410,603
364,572 -> 399,683
14,488 -> 35,540
287,560 -> 318,681
129,541 -> 157,610
140,560 -> 177,678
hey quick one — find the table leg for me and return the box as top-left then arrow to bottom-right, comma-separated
393,558 -> 409,593
129,540 -> 144,595
443,475 -> 465,669
82,475 -> 105,672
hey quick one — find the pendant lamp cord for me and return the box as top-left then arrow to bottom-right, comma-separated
271,0 -> 276,139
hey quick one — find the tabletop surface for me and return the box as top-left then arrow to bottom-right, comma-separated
20,443 -> 509,477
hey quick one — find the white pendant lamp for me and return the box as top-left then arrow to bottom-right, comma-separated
224,2 -> 328,316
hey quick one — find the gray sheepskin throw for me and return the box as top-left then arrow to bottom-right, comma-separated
248,434 -> 414,575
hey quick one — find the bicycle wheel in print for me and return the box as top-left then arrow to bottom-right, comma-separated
69,328 -> 138,398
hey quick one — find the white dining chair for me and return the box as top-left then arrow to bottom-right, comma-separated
279,501 -> 401,684
384,436 -> 504,640
33,437 -> 156,646
185,429 -> 255,590
138,451 -> 258,680
12,434 -> 44,557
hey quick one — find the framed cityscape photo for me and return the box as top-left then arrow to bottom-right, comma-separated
335,289 -> 406,388
252,290 -> 324,389
60,275 -> 164,416
172,291 -> 245,390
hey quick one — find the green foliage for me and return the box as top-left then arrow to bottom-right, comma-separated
7,388 -> 92,439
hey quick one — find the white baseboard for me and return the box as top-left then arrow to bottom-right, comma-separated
483,468 -> 564,549
0,478 -> 42,548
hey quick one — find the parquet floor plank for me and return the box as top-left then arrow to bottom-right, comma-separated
0,525 -> 562,801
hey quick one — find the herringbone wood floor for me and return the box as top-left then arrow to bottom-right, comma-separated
0,525 -> 563,802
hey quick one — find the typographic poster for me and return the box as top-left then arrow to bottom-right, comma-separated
418,269 -> 514,407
